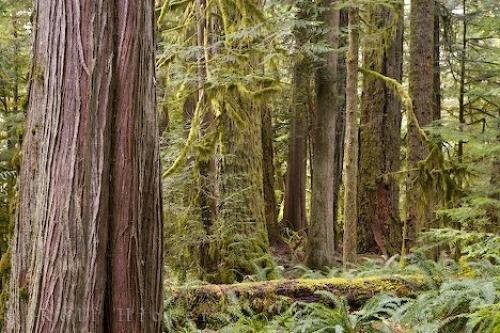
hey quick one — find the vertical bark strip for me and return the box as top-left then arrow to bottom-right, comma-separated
433,3 -> 441,121
408,0 -> 435,243
308,0 -> 339,268
7,1 -> 162,332
109,1 -> 162,332
283,77 -> 308,233
283,4 -> 310,233
342,6 -> 360,268
332,10 -> 348,250
261,106 -> 279,244
196,0 -> 219,277
358,4 -> 403,255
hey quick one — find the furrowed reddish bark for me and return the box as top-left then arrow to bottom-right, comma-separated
6,1 -> 163,332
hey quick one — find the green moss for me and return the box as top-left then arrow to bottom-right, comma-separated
0,251 -> 10,275
19,287 -> 28,301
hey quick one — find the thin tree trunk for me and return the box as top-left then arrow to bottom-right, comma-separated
196,0 -> 219,277
308,0 -> 339,268
407,0 -> 435,244
283,5 -> 310,233
262,105 -> 279,244
7,1 -> 162,332
433,3 -> 441,121
283,68 -> 309,234
458,0 -> 467,161
332,10 -> 348,251
358,4 -> 403,256
342,6 -> 360,268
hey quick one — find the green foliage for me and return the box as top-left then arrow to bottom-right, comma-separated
0,0 -> 30,327
158,0 -> 299,283
164,255 -> 499,332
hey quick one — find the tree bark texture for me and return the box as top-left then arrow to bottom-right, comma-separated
342,7 -> 360,268
358,4 -> 403,256
407,0 -> 435,244
283,6 -> 311,233
433,3 -> 441,121
332,10 -> 348,250
196,0 -> 220,278
308,0 -> 340,268
7,1 -> 162,332
261,106 -> 279,244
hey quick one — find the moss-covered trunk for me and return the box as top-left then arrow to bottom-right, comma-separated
169,275 -> 430,329
358,4 -> 403,256
219,98 -> 272,282
342,6 -> 360,267
407,0 -> 435,244
215,0 -> 272,283
262,106 -> 279,244
308,0 -> 340,268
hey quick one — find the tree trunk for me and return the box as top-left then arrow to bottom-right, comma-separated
457,0 -> 467,161
358,4 -> 403,256
433,3 -> 441,121
220,99 -> 272,282
283,5 -> 311,234
332,10 -> 348,251
196,0 -> 220,278
283,69 -> 309,234
216,1 -> 272,283
308,0 -> 340,268
407,0 -> 435,244
262,106 -> 279,244
342,6 -> 360,268
7,1 -> 162,332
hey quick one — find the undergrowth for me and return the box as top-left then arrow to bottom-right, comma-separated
164,230 -> 500,332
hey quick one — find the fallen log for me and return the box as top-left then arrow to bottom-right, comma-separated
167,275 -> 431,329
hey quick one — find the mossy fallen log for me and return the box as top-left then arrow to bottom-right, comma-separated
167,275 -> 431,329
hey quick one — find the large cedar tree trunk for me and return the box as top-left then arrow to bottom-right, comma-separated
407,0 -> 435,244
7,1 -> 162,332
358,4 -> 403,256
308,0 -> 340,268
